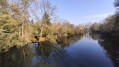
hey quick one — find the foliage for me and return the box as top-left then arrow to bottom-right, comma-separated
90,12 -> 119,36
115,0 -> 119,7
0,12 -> 22,52
0,0 -> 85,52
0,12 -> 21,33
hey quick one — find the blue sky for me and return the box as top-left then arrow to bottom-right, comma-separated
51,0 -> 116,25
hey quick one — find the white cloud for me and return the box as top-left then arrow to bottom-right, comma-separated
70,13 -> 114,25
81,13 -> 113,19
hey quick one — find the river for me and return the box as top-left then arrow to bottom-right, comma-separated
0,33 -> 119,67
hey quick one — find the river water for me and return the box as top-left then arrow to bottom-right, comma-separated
0,34 -> 119,67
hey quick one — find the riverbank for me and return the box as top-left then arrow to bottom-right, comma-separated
0,33 -> 84,53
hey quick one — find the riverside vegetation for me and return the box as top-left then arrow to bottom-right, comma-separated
90,0 -> 119,36
0,0 -> 119,53
0,0 -> 84,52
1,0 -> 119,67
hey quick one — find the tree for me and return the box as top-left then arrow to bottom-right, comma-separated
42,12 -> 51,24
115,0 -> 119,7
37,0 -> 56,37
0,0 -> 8,11
40,0 -> 56,17
91,23 -> 100,32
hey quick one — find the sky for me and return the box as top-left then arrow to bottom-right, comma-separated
51,0 -> 116,25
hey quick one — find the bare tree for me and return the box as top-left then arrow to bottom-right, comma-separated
40,0 -> 56,17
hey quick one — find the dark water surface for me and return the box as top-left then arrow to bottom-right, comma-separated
0,34 -> 119,67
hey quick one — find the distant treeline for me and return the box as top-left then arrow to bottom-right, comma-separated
91,12 -> 119,35
90,0 -> 119,36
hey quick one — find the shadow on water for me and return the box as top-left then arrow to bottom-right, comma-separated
0,41 -> 66,67
0,34 -> 119,67
90,33 -> 119,67
56,35 -> 83,48
0,35 -> 83,67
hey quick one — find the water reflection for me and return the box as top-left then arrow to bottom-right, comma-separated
91,33 -> 119,67
57,35 -> 83,48
0,41 -> 67,67
31,41 -> 66,66
0,34 -> 119,67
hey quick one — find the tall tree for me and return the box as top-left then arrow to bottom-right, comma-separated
42,12 -> 51,24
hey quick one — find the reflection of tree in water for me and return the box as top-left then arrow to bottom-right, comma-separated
0,45 -> 33,67
85,32 -> 92,40
98,35 -> 119,67
57,35 -> 83,48
0,41 -> 67,67
0,35 -> 83,67
33,41 -> 66,66
89,33 -> 100,40
91,33 -> 119,67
